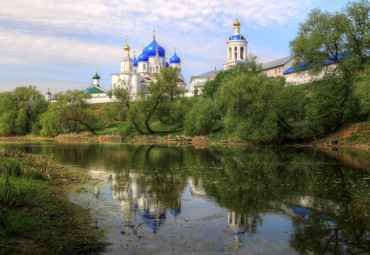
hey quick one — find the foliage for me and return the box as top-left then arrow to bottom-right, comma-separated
305,78 -> 350,136
354,65 -> 370,119
113,67 -> 187,134
290,0 -> 369,75
214,60 -> 311,142
202,58 -> 262,99
0,86 -> 47,136
41,90 -> 98,135
184,98 -> 218,136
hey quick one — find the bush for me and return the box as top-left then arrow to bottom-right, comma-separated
184,98 -> 218,136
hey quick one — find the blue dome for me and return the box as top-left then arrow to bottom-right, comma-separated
138,52 -> 149,62
133,56 -> 138,66
170,53 -> 181,64
166,61 -> 169,67
231,35 -> 246,40
143,39 -> 165,57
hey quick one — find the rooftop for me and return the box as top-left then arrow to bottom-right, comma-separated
262,56 -> 293,70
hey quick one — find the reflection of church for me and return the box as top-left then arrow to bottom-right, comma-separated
110,172 -> 181,233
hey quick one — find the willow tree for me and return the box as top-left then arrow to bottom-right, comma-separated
113,67 -> 187,135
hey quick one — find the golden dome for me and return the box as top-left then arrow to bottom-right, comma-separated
124,43 -> 130,52
233,18 -> 240,27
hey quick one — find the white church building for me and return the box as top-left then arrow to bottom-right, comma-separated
49,32 -> 186,104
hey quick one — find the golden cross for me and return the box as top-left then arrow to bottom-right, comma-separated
153,30 -> 156,38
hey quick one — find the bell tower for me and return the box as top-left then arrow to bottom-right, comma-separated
223,16 -> 248,70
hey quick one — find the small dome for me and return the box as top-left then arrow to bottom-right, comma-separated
230,35 -> 245,40
143,39 -> 165,57
233,18 -> 240,27
138,52 -> 149,62
93,72 -> 100,79
170,53 -> 181,64
133,56 -> 138,66
166,61 -> 169,67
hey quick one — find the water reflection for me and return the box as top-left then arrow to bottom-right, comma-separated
1,142 -> 369,254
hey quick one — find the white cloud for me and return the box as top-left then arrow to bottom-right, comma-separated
0,0 -> 309,36
0,0 -> 318,91
0,26 -> 120,66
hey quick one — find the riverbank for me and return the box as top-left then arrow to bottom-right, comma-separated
0,148 -> 106,254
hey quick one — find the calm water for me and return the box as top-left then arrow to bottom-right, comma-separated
2,142 -> 369,254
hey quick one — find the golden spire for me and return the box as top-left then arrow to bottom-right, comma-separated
134,51 -> 136,57
124,33 -> 130,52
174,47 -> 176,53
95,66 -> 98,73
153,29 -> 156,39
233,14 -> 240,27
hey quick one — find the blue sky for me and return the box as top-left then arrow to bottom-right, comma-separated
0,0 -> 350,94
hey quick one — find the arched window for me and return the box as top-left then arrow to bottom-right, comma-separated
229,47 -> 232,60
143,64 -> 146,70
234,47 -> 237,60
240,47 -> 244,60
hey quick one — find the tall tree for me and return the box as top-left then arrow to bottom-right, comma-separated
42,90 -> 97,135
113,67 -> 186,134
0,86 -> 47,136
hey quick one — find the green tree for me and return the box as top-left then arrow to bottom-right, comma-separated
290,0 -> 369,75
202,59 -> 261,99
289,0 -> 369,131
184,98 -> 218,136
0,86 -> 47,136
41,90 -> 97,135
113,67 -> 187,134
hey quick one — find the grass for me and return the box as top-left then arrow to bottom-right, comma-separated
0,176 -> 25,206
0,148 -> 105,254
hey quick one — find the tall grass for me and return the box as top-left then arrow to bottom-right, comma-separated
0,176 -> 25,206
3,161 -> 22,177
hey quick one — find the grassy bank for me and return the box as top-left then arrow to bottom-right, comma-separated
0,149 -> 105,254
0,121 -> 368,149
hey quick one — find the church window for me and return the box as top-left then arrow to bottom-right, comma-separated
234,47 -> 237,60
143,64 -> 146,70
240,47 -> 244,60
275,68 -> 277,74
229,47 -> 232,60
279,67 -> 281,73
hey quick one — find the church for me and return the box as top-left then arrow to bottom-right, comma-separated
46,18 -> 329,102
80,32 -> 186,104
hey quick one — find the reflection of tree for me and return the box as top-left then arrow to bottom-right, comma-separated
7,142 -> 369,251
290,208 -> 369,254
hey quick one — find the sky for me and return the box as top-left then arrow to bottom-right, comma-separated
0,0 -> 350,94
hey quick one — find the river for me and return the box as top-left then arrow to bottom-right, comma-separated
2,142 -> 369,254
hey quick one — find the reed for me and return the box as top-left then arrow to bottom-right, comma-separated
0,148 -> 25,157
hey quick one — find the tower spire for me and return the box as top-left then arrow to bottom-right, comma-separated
153,30 -> 156,39
124,33 -> 131,52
